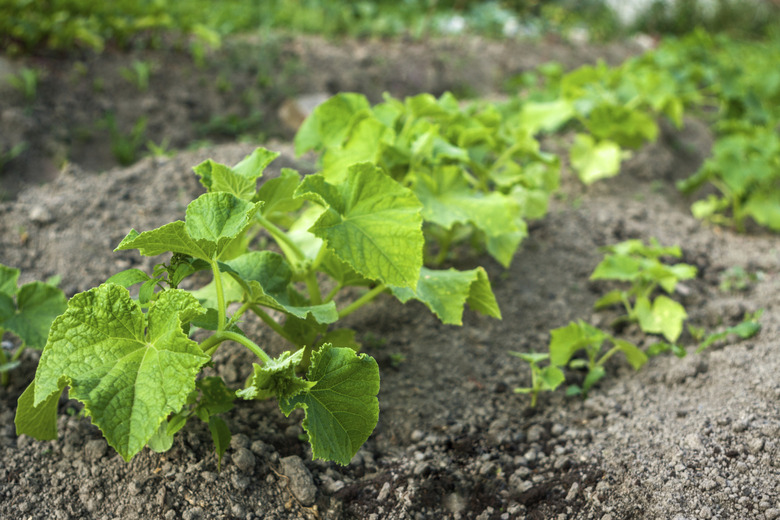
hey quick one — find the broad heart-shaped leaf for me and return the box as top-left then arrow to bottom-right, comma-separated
295,92 -> 371,155
635,295 -> 687,342
26,285 -> 209,461
279,344 -> 380,465
115,192 -> 261,262
237,349 -> 313,401
321,116 -> 394,183
295,163 -> 424,288
256,168 -> 304,225
3,281 -> 67,349
389,267 -> 501,325
570,133 -> 623,185
193,148 -> 280,200
412,165 -> 524,266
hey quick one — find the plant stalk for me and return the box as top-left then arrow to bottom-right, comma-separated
338,284 -> 388,319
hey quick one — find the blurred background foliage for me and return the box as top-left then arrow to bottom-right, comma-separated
1,0 -> 778,55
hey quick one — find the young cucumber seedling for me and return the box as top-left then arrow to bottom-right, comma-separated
15,148 -> 501,466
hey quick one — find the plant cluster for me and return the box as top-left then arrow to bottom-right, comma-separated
512,239 -> 762,405
16,147 -> 502,465
295,92 -> 559,267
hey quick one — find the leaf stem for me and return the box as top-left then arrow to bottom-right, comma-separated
256,214 -> 306,265
338,284 -> 387,319
597,343 -> 622,366
226,302 -> 252,329
250,304 -> 299,346
323,283 -> 343,304
210,260 -> 226,331
201,331 -> 271,364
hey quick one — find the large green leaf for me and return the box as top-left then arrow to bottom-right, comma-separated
115,192 -> 260,261
279,344 -> 379,465
295,93 -> 371,155
24,285 -> 210,461
570,133 -> 623,185
295,163 -> 423,288
413,165 -> 524,266
4,281 -> 67,349
256,168 -> 304,225
321,117 -> 394,183
390,267 -> 501,325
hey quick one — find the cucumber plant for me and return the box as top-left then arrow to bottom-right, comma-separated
15,148 -> 501,466
295,91 -> 560,268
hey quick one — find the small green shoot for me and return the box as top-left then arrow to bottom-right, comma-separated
696,310 -> 763,353
120,60 -> 152,92
719,266 -> 764,292
590,238 -> 697,343
7,67 -> 39,102
509,352 -> 564,407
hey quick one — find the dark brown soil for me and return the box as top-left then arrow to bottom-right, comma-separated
1,33 -> 778,520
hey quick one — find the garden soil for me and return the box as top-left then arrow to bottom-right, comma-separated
1,34 -> 778,520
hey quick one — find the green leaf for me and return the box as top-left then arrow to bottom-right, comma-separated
744,190 -> 780,231
15,381 -> 61,440
208,416 -> 231,470
238,349 -> 313,401
582,365 -> 606,393
570,133 -> 623,185
549,321 -> 607,367
0,264 -> 20,297
106,268 -> 151,288
321,117 -> 394,183
147,420 -> 175,453
257,168 -> 304,224
4,281 -> 67,349
539,365 -> 566,390
590,254 -> 641,282
509,351 -> 549,365
412,165 -> 524,267
612,339 -> 648,370
233,147 -> 280,179
193,148 -> 279,200
209,251 -> 339,324
636,295 -> 687,342
390,266 -> 501,325
195,377 -> 236,418
296,163 -> 424,288
279,344 -> 380,465
29,284 -> 210,461
519,99 -> 576,134
295,93 -> 371,155
594,289 -> 625,310
116,192 -> 261,262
